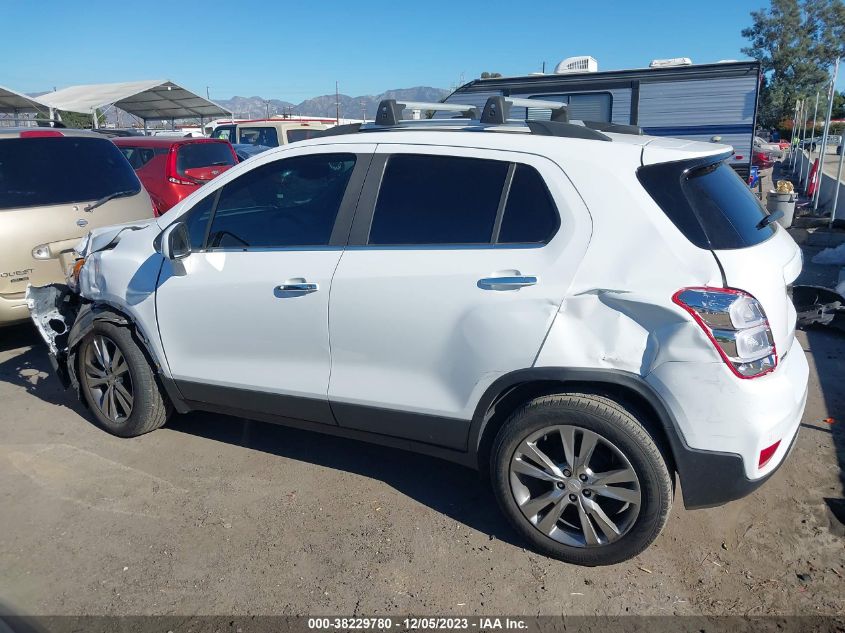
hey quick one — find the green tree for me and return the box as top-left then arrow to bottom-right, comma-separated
742,0 -> 845,128
832,90 -> 845,118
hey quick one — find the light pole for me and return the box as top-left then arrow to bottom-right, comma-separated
814,56 -> 840,212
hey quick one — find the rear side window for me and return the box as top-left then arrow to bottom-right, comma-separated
638,158 -> 774,249
499,164 -> 560,243
118,146 -> 157,169
176,143 -> 235,176
239,127 -> 279,147
0,137 -> 140,210
368,154 -> 508,245
205,153 -> 356,249
286,129 -> 320,143
210,125 -> 235,141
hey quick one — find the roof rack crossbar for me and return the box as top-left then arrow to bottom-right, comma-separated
480,96 -> 569,124
375,99 -> 479,125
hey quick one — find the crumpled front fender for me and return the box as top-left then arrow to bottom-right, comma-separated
25,284 -> 80,387
26,284 -> 131,394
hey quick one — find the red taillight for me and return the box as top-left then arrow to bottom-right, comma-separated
165,146 -> 196,186
673,287 -> 778,379
20,130 -> 63,138
758,440 -> 781,468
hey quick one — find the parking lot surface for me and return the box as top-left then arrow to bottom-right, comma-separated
0,323 -> 843,616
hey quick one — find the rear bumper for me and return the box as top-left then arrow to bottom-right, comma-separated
647,336 -> 808,508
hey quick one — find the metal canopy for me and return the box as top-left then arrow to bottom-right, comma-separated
0,85 -> 49,113
36,80 -> 231,121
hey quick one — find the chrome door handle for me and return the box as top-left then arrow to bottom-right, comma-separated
275,281 -> 319,294
477,276 -> 538,290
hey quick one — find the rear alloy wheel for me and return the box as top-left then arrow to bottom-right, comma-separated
79,321 -> 171,437
510,425 -> 641,548
491,393 -> 673,566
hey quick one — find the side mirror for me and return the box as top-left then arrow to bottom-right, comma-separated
161,222 -> 192,260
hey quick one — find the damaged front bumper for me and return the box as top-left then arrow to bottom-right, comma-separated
25,284 -> 80,388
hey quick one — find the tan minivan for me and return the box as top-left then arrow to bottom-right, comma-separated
209,119 -> 329,147
0,128 -> 154,326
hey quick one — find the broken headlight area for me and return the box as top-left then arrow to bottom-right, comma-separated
25,284 -> 81,388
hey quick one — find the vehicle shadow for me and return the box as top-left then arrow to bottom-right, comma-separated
0,323 -> 85,413
802,327 -> 845,531
0,323 -> 523,547
165,411 -> 524,547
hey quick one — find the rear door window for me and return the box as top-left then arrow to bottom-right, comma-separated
638,158 -> 774,249
176,143 -> 235,177
368,154 -> 508,245
239,127 -> 279,147
0,137 -> 140,209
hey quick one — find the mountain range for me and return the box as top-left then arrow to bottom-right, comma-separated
215,86 -> 450,121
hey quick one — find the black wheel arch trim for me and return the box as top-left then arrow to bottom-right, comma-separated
65,301 -> 189,414
468,367 -> 769,509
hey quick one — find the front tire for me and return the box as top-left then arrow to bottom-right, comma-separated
490,393 -> 672,566
78,322 -> 171,437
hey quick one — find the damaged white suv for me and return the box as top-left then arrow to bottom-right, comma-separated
29,98 -> 808,566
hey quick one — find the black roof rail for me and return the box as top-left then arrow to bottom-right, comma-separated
580,120 -> 643,135
375,99 -> 480,125
526,120 -> 611,142
480,96 -> 569,124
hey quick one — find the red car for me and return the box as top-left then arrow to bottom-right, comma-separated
112,137 -> 238,215
752,150 -> 774,169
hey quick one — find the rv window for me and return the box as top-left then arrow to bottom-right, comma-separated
525,93 -> 612,123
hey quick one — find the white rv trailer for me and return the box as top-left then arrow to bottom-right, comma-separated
443,59 -> 761,178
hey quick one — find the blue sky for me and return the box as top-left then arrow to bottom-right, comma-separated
0,1 -> 807,101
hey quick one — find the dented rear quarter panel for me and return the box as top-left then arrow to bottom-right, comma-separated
535,144 -> 725,374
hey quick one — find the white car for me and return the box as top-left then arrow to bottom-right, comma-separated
753,135 -> 783,158
28,97 -> 808,566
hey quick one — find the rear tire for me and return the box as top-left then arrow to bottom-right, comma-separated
78,321 -> 171,437
490,392 -> 672,566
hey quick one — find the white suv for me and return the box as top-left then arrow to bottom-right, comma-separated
28,98 -> 808,566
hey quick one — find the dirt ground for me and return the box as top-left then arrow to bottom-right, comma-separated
0,321 -> 843,618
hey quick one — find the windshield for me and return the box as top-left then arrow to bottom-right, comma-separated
176,143 -> 236,176
0,137 -> 141,210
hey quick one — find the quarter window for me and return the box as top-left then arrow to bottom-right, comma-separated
368,154 -> 508,245
205,153 -> 356,249
498,164 -> 560,243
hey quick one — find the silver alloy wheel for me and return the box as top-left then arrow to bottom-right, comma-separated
82,334 -> 133,423
509,425 -> 641,547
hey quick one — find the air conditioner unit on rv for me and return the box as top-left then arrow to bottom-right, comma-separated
554,56 -> 598,74
649,57 -> 693,68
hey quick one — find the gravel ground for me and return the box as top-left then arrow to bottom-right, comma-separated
0,322 -> 843,618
